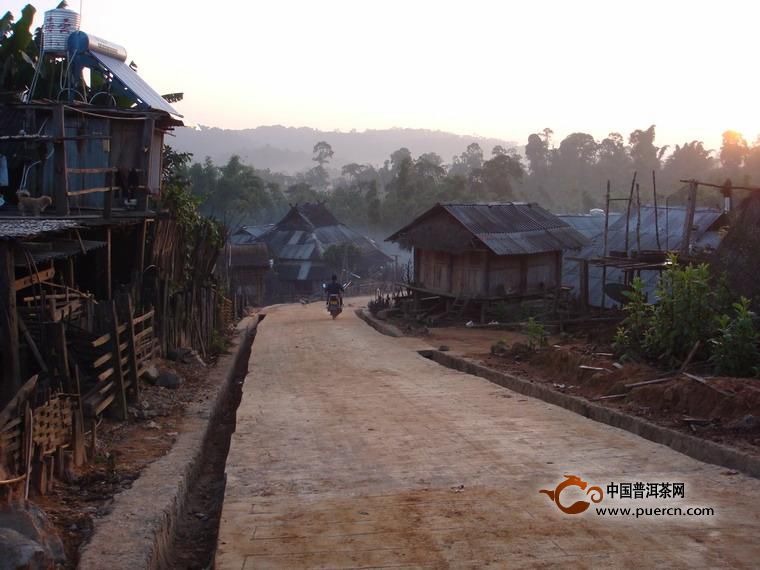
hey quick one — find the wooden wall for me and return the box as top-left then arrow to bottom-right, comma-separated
415,248 -> 561,297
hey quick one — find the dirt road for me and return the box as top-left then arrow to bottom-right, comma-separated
216,302 -> 760,568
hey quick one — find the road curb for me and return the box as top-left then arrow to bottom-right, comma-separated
355,308 -> 404,338
78,315 -> 264,570
421,349 -> 760,480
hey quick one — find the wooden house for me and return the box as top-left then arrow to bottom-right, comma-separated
225,243 -> 270,311
241,203 -> 391,301
386,202 -> 588,302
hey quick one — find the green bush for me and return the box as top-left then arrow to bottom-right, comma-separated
612,276 -> 651,360
525,317 -> 547,351
613,255 -> 759,374
644,258 -> 720,366
709,297 -> 760,377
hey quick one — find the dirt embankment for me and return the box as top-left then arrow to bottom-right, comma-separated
35,351 -> 232,568
484,342 -> 760,455
391,318 -> 760,457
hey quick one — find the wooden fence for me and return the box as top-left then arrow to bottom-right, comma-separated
0,375 -> 86,500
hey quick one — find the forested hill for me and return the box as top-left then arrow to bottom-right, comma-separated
172,125 -> 517,174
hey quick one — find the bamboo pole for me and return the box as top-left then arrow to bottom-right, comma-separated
652,170 -> 661,250
601,180 -> 611,310
624,171 -> 637,255
635,182 -> 641,253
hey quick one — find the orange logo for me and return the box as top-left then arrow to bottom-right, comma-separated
539,475 -> 604,514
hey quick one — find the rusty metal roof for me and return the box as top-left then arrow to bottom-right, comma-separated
387,202 -> 588,255
229,243 -> 270,268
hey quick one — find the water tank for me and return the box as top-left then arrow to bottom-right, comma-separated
68,31 -> 128,62
42,8 -> 81,54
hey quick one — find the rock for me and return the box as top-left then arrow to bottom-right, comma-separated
146,421 -> 161,430
438,345 -> 450,352
490,341 -> 509,356
727,414 -> 758,431
156,370 -> 182,390
143,363 -> 160,383
0,528 -> 47,570
0,504 -> 65,568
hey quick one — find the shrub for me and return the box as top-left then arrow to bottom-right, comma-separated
709,297 -> 760,377
612,276 -> 651,360
525,317 -> 547,351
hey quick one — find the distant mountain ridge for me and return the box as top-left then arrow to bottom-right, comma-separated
171,125 -> 518,173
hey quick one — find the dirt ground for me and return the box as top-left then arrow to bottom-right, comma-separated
422,322 -> 760,457
34,349 -> 232,568
217,301 -> 760,568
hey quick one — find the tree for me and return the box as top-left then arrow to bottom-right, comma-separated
480,153 -> 524,200
661,141 -> 714,190
596,132 -> 631,183
0,4 -> 36,100
389,147 -> 412,174
719,130 -> 748,180
629,125 -> 666,174
312,141 -> 334,166
341,162 -> 364,182
525,133 -> 550,177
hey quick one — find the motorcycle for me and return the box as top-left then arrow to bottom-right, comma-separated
327,294 -> 342,319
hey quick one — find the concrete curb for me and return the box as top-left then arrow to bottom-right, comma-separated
354,308 -> 404,338
421,349 -> 760,480
78,315 -> 264,570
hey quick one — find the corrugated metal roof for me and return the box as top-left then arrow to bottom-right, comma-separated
91,51 -> 182,117
14,239 -> 106,265
0,219 -> 80,239
278,242 -> 318,261
230,224 -> 274,245
562,205 -> 725,307
387,202 -> 589,255
558,213 -> 623,239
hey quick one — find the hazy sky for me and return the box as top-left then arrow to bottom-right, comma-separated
7,0 -> 759,150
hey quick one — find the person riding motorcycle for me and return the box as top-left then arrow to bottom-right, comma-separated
324,274 -> 344,307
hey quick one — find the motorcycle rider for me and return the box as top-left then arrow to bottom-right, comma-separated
325,274 -> 344,307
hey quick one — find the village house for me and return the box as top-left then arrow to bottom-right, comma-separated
385,202 -> 588,318
222,242 -> 270,312
233,202 -> 391,301
0,10 -> 229,503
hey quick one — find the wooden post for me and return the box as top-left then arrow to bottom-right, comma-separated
601,181 -> 611,310
53,105 -> 70,216
105,300 -> 128,420
553,251 -> 562,315
137,118 -> 155,212
580,259 -> 590,312
652,170 -> 661,250
116,293 -> 140,402
483,252 -> 491,297
138,219 -> 148,274
71,365 -> 86,466
519,256 -> 528,295
0,241 -> 20,404
680,181 -> 698,257
106,227 -> 112,300
624,171 -> 637,255
45,321 -> 70,392
104,169 -> 113,220
635,182 -> 641,253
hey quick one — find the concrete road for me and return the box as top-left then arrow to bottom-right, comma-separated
216,302 -> 760,569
